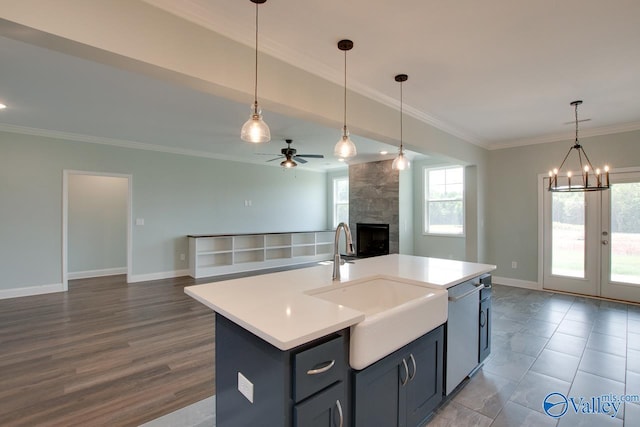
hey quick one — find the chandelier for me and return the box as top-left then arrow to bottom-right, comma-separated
548,100 -> 610,192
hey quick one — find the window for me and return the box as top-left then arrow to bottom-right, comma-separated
424,166 -> 464,235
333,177 -> 349,227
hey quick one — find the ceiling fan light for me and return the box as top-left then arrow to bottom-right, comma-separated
334,129 -> 357,158
281,157 -> 297,168
241,105 -> 271,143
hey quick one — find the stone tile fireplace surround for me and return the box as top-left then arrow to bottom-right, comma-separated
349,159 -> 399,254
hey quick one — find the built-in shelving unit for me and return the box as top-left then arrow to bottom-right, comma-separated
188,231 -> 334,279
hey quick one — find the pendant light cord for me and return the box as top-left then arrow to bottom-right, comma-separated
574,102 -> 578,144
343,49 -> 347,133
399,80 -> 404,152
253,1 -> 259,110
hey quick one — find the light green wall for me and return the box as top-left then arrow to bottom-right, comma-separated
0,131 -> 327,291
68,174 -> 128,273
399,169 -> 414,255
412,159 -> 467,261
486,129 -> 640,282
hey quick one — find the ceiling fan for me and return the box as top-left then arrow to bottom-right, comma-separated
264,139 -> 324,168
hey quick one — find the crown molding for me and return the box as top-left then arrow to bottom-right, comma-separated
142,0 -> 485,148
487,120 -> 640,150
0,123 -> 330,172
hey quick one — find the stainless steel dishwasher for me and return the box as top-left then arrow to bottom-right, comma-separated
445,277 -> 485,395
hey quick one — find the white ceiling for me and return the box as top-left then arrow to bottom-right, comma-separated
1,0 -> 640,170
144,0 -> 640,147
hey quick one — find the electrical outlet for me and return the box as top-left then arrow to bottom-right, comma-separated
512,261 -> 518,269
180,253 -> 185,261
238,372 -> 254,403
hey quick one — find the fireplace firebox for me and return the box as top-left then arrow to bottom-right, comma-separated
356,223 -> 390,258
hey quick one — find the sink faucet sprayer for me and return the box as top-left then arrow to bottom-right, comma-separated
332,222 -> 355,281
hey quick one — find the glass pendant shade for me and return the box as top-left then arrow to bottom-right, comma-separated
241,0 -> 270,143
334,127 -> 357,158
392,150 -> 410,171
392,73 -> 410,171
335,39 -> 356,159
241,104 -> 271,143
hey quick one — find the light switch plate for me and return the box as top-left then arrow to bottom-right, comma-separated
237,372 -> 254,403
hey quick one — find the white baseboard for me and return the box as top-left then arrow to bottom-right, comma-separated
129,269 -> 190,283
492,276 -> 541,290
0,283 -> 65,300
68,267 -> 127,280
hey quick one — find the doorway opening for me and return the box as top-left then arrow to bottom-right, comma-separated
62,170 -> 132,290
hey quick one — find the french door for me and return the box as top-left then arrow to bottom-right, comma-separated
542,170 -> 640,303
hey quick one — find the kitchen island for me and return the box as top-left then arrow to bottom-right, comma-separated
185,254 -> 495,426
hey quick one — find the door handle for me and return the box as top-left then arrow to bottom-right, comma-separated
400,358 -> 409,386
408,354 -> 417,381
602,240 -> 609,245
335,399 -> 343,427
448,284 -> 485,302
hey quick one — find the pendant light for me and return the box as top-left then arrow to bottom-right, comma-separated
392,74 -> 410,171
240,0 -> 271,143
548,100 -> 610,192
334,39 -> 357,159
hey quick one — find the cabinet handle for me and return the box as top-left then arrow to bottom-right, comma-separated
306,359 -> 335,375
400,358 -> 409,386
448,283 -> 485,302
480,310 -> 486,327
335,399 -> 344,427
408,354 -> 417,381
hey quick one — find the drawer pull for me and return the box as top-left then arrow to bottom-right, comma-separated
306,359 -> 335,375
335,399 -> 344,427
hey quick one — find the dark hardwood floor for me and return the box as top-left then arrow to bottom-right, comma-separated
0,275 -> 215,426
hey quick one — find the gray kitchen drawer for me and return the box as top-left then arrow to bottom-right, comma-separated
293,335 -> 345,402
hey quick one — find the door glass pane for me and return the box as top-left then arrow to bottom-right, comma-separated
552,192 -> 585,278
610,182 -> 640,285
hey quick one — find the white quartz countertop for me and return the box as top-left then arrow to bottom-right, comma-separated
185,254 -> 496,351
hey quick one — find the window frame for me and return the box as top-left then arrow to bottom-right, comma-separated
332,176 -> 349,228
423,165 -> 465,237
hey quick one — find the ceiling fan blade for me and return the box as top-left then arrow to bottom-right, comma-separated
293,156 -> 308,164
296,154 -> 324,159
266,156 -> 283,162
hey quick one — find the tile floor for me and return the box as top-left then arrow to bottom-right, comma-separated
144,284 -> 640,427
429,284 -> 640,427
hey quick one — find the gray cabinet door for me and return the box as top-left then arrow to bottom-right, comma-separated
353,326 -> 444,427
405,326 -> 444,427
353,350 -> 404,427
294,382 -> 346,427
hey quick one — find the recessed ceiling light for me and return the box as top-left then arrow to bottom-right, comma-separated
0,103 -> 7,110
338,158 -> 345,162
380,151 -> 388,155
